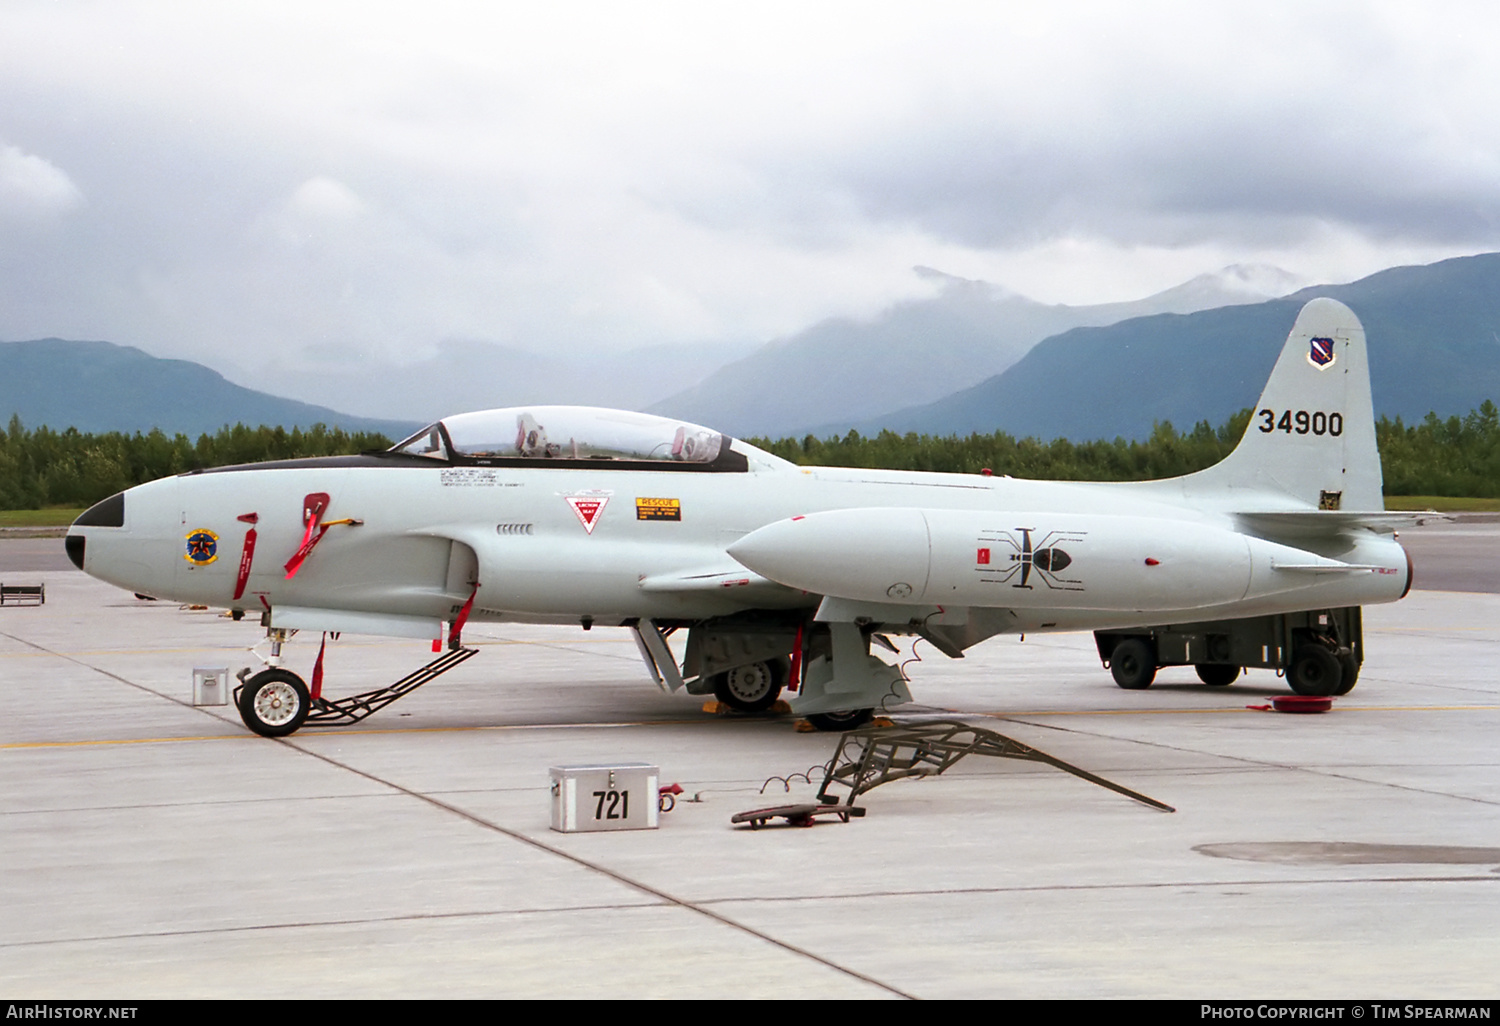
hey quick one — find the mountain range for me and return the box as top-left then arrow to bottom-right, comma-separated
4,255 -> 1496,445
646,264 -> 1309,437
0,339 -> 417,438
832,252 -> 1500,442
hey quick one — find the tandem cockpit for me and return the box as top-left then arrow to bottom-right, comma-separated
388,406 -> 764,472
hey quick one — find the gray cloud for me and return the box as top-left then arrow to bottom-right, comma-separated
0,2 -> 1497,414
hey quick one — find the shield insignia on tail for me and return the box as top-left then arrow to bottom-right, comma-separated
1308,336 -> 1336,368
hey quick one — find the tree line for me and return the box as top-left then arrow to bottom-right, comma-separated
0,416 -> 393,510
751,400 -> 1500,498
2,401 -> 1497,511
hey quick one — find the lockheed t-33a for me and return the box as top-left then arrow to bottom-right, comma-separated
65,298 -> 1415,737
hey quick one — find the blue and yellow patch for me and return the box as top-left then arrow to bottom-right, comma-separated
184,528 -> 219,565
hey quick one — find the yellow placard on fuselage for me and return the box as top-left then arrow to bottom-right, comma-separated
635,497 -> 682,521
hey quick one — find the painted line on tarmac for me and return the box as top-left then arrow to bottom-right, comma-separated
980,704 -> 1500,717
0,717 -> 735,750
10,703 -> 1499,751
279,736 -> 918,999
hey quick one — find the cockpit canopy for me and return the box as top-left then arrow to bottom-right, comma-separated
392,406 -> 734,468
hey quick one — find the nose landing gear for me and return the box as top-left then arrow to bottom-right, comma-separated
232,628 -> 478,738
236,668 -> 311,738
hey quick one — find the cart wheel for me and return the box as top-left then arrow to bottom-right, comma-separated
1335,654 -> 1359,695
1195,663 -> 1239,687
1288,646 -> 1343,697
1110,638 -> 1156,689
237,669 -> 311,737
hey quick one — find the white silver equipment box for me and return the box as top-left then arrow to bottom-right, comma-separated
550,763 -> 660,832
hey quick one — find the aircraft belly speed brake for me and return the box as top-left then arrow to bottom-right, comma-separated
65,298 -> 1416,737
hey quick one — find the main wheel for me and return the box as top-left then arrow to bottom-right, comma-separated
1335,653 -> 1360,695
237,669 -> 311,737
1110,638 -> 1157,690
805,708 -> 874,732
713,660 -> 783,713
1195,663 -> 1239,687
1288,645 -> 1343,697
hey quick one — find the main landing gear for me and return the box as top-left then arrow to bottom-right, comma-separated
712,659 -> 784,713
706,659 -> 874,730
233,633 -> 478,738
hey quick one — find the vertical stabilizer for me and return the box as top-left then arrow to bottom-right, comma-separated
1179,298 -> 1383,511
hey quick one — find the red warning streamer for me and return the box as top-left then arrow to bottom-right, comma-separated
449,582 -> 480,649
233,512 -> 258,601
787,621 -> 804,693
283,493 -> 331,579
310,632 -> 327,701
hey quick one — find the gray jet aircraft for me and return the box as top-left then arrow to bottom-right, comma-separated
66,298 -> 1414,737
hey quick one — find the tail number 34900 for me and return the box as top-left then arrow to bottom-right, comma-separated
1258,409 -> 1343,436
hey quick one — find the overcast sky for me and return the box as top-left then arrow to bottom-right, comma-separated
2,1 -> 1498,412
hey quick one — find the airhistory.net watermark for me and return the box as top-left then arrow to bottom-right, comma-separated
6,1007 -> 138,1019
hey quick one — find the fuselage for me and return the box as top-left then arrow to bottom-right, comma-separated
67,434 -> 1411,641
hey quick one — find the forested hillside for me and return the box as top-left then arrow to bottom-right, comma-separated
0,417 -> 392,510
755,402 -> 1500,498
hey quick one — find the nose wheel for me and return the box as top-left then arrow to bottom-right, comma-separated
236,669 -> 311,738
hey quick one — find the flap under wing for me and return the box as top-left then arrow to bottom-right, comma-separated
636,566 -> 792,599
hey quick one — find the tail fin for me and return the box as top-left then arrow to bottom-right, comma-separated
1179,297 -> 1383,512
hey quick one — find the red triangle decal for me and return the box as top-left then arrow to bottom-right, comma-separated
566,496 -> 609,534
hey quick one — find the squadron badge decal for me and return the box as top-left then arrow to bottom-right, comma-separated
1307,336 -> 1336,369
184,528 -> 220,565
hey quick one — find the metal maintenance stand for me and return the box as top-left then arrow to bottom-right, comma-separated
304,646 -> 478,726
733,718 -> 1173,827
816,719 -> 1175,812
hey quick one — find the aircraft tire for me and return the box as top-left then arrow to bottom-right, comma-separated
1195,663 -> 1239,687
805,708 -> 874,732
1335,654 -> 1360,695
237,669 -> 311,738
1110,638 -> 1156,690
1288,646 -> 1343,697
713,661 -> 783,713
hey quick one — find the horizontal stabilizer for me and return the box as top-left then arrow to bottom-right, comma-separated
1270,561 -> 1384,574
1237,510 -> 1449,536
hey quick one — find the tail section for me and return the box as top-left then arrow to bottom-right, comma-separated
1178,298 -> 1383,512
